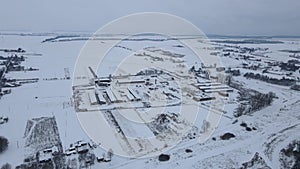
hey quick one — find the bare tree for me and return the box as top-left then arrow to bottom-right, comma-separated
0,136 -> 8,153
107,148 -> 114,160
1,163 -> 11,169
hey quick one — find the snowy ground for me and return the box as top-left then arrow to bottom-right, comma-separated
0,33 -> 299,168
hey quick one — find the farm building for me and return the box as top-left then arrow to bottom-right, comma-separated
95,90 -> 106,105
127,87 -> 141,101
105,88 -> 118,103
88,90 -> 98,105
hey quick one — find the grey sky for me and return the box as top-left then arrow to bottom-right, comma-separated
0,0 -> 299,35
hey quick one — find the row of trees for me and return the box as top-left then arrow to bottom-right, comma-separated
0,136 -> 10,168
234,91 -> 276,117
244,72 -> 296,86
279,60 -> 300,72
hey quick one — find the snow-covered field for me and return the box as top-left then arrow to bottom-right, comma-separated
0,33 -> 299,168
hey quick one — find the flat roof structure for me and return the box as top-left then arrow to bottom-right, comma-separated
88,90 -> 98,105
95,90 -> 106,104
204,88 -> 234,93
106,88 -> 117,103
199,85 -> 229,90
127,87 -> 141,101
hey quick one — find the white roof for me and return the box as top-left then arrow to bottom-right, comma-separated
204,88 -> 233,93
126,91 -> 135,100
39,153 -> 51,161
97,92 -> 106,103
199,85 -> 228,90
106,89 -> 117,102
195,82 -> 222,87
128,87 -> 141,100
88,90 -> 98,104
93,147 -> 106,157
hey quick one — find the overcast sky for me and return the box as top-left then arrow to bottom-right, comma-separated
1,0 -> 299,36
